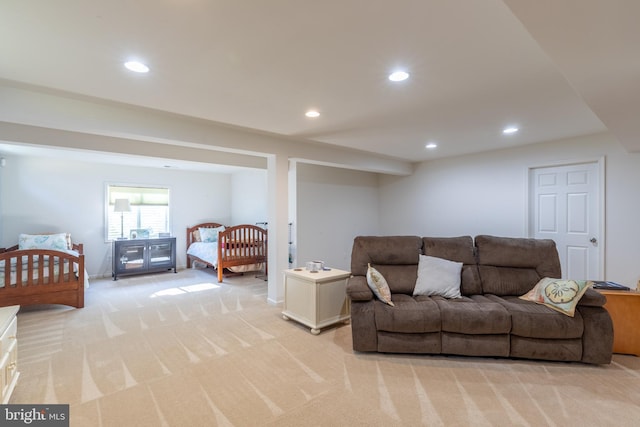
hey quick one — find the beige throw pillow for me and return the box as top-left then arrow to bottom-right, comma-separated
366,263 -> 395,306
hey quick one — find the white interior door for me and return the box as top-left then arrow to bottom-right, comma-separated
530,162 -> 601,280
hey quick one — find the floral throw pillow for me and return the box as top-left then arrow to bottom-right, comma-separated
366,263 -> 395,306
19,233 -> 69,251
520,277 -> 592,317
199,226 -> 225,243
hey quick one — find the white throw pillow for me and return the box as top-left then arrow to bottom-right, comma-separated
366,263 -> 395,306
413,255 -> 463,299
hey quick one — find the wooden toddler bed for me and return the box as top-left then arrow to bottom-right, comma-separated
186,223 -> 268,282
0,243 -> 86,308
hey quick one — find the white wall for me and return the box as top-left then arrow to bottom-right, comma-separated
5,131 -> 637,289
379,132 -> 640,288
0,154 -> 236,278
295,163 -> 380,271
230,169 -> 268,225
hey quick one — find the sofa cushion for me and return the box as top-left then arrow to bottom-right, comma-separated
369,264 -> 419,295
378,331 -> 441,354
413,255 -> 462,299
435,295 -> 511,334
351,236 -> 422,275
346,276 -> 374,301
577,305 -> 614,364
350,300 -> 378,352
351,236 -> 422,294
475,235 -> 561,296
477,266 -> 542,297
442,333 -> 510,357
374,294 -> 441,333
423,236 -> 482,295
577,288 -> 607,307
489,295 -> 584,339
510,337 -> 583,362
422,236 -> 476,264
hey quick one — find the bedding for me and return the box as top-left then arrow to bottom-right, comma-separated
0,249 -> 89,289
0,237 -> 87,308
186,223 -> 268,282
187,241 -> 218,266
186,241 -> 263,272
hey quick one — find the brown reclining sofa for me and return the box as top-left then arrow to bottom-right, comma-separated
347,235 -> 613,364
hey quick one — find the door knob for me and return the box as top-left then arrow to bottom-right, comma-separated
590,237 -> 597,244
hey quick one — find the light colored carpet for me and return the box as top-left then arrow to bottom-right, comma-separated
11,269 -> 640,426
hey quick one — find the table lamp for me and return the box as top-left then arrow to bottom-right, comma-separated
113,198 -> 131,239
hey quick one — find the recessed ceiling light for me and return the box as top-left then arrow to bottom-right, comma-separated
425,142 -> 438,149
388,71 -> 409,82
305,110 -> 320,118
503,126 -> 519,134
124,61 -> 150,73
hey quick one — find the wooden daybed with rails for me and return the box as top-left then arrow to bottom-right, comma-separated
186,223 -> 268,282
0,243 -> 86,308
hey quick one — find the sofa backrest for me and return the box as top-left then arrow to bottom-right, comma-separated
475,235 -> 561,296
422,236 -> 482,296
351,236 -> 422,294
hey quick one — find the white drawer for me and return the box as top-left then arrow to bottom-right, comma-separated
0,349 -> 8,398
0,316 -> 17,355
0,336 -> 18,404
0,306 -> 19,404
5,339 -> 18,384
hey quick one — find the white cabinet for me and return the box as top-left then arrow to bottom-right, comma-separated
0,305 -> 19,404
282,268 -> 351,335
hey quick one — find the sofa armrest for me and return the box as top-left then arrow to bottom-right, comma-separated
578,288 -> 607,307
347,276 -> 373,301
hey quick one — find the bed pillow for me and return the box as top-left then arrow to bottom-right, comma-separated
366,263 -> 395,306
413,255 -> 463,298
19,233 -> 70,251
199,226 -> 225,243
520,277 -> 591,317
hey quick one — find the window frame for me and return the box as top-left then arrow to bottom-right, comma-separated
105,183 -> 172,242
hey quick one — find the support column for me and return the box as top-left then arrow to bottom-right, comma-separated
267,153 -> 289,303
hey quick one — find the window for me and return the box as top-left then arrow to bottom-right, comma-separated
106,185 -> 170,241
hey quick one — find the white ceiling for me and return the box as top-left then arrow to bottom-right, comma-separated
1,0 -> 638,164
